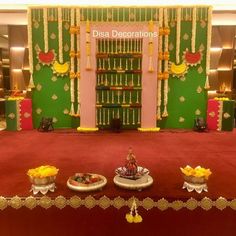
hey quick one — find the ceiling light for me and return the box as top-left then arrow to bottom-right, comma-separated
210,47 -> 222,52
10,47 -> 25,51
208,90 -> 217,94
12,69 -> 22,72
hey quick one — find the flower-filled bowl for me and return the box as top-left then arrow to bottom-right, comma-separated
27,165 -> 59,186
180,165 -> 212,185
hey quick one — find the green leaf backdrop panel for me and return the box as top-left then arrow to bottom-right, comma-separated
32,16 -> 72,128
30,7 -> 209,129
159,19 -> 208,129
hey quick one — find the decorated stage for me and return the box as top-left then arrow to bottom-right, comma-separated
1,130 -> 236,235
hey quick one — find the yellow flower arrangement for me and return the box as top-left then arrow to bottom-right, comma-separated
126,213 -> 134,223
214,97 -> 229,101
138,127 -> 160,132
180,165 -> 212,180
8,97 -> 24,101
27,165 -> 59,178
77,127 -> 98,132
126,200 -> 142,223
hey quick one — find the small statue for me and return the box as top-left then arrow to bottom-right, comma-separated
125,147 -> 138,176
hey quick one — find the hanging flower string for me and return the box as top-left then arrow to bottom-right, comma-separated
205,6 -> 212,90
27,8 -> 35,89
125,200 -> 142,223
75,8 -> 81,116
157,8 -> 163,120
58,7 -> 63,64
69,8 -> 75,116
162,8 -> 170,118
43,8 -> 49,53
183,7 -> 202,66
169,7 -> 188,78
191,7 -> 196,54
52,7 -> 69,77
37,8 -> 56,66
86,19 -> 92,70
148,20 -> 154,72
176,8 -> 181,65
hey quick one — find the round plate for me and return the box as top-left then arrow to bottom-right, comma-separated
115,166 -> 149,179
113,175 -> 153,191
67,174 -> 107,192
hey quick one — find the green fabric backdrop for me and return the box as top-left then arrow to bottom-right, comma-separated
30,7 -> 209,129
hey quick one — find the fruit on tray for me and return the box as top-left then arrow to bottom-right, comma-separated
69,173 -> 103,186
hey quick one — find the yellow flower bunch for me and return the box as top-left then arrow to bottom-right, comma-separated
214,97 -> 229,101
138,127 -> 160,132
77,127 -> 98,132
126,200 -> 142,223
126,213 -> 142,223
27,165 -> 59,178
180,165 -> 212,179
8,97 -> 24,101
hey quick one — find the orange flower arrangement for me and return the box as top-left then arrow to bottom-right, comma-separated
69,26 -> 80,34
163,71 -> 169,80
158,51 -> 163,60
159,27 -> 164,36
163,27 -> 170,35
76,72 -> 80,79
69,51 -> 76,57
70,71 -> 76,79
163,51 -> 169,60
157,72 -> 164,80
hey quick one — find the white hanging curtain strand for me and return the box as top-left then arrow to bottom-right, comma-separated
27,8 -> 35,89
70,8 -> 75,116
76,8 -> 81,116
43,8 -> 49,52
58,8 -> 63,63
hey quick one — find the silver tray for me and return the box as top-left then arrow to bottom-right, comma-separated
67,173 -> 107,192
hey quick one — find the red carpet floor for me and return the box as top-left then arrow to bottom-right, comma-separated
0,129 -> 236,199
1,129 -> 236,236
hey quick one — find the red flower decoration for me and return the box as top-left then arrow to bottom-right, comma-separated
38,50 -> 56,65
183,49 -> 202,66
